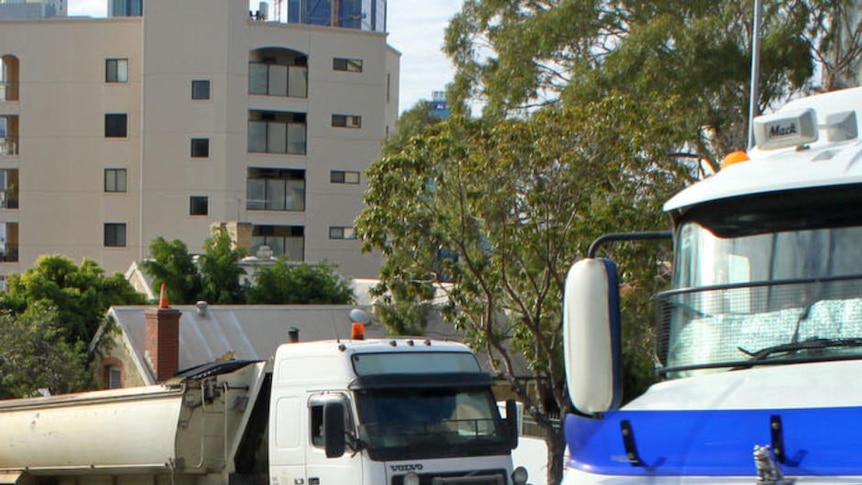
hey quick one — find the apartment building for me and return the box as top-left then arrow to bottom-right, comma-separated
0,0 -> 400,281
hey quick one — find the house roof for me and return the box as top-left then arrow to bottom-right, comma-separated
104,304 -> 465,384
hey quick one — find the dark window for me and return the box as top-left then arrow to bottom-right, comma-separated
192,79 -> 210,100
191,138 -> 210,158
310,405 -> 324,447
333,57 -> 363,73
105,114 -> 127,138
329,226 -> 356,240
104,168 -> 127,192
106,58 -> 128,83
105,365 -> 122,389
330,170 -> 360,184
104,223 -> 127,247
331,114 -> 361,129
189,196 -> 208,216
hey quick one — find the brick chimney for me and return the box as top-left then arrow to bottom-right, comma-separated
145,283 -> 181,382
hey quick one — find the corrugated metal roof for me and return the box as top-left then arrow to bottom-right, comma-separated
107,304 -> 466,383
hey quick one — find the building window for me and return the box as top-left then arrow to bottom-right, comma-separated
104,222 -> 127,247
331,114 -> 361,129
329,226 -> 356,240
104,168 -> 127,193
105,113 -> 127,138
248,62 -> 308,98
192,79 -> 210,100
333,57 -> 363,73
246,168 -> 305,212
330,170 -> 360,184
247,111 -> 307,154
252,225 -> 304,261
107,366 -> 122,388
386,72 -> 391,103
191,138 -> 210,158
189,196 -> 208,216
106,58 -> 128,83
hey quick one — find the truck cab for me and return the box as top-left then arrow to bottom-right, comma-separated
265,338 -> 524,485
562,87 -> 862,483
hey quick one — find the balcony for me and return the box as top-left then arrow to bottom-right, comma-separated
0,222 -> 18,262
1,55 -> 20,103
246,168 -> 306,212
0,190 -> 18,210
249,63 -> 308,99
0,137 -> 18,156
248,117 -> 306,155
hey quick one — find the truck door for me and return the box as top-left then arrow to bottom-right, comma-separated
269,391 -> 307,485
306,393 -> 362,485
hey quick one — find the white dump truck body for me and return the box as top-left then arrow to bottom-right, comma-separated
0,338 -> 523,485
562,87 -> 862,483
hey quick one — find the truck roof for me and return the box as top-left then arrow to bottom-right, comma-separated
664,87 -> 862,213
278,338 -> 474,357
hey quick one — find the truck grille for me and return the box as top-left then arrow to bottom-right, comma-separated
391,469 -> 506,485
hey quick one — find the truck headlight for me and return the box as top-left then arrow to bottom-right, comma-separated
404,472 -> 420,485
511,466 -> 528,485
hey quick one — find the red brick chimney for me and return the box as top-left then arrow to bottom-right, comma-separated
145,283 -> 181,382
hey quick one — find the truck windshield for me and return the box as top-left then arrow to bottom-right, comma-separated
658,187 -> 862,377
354,386 -> 511,461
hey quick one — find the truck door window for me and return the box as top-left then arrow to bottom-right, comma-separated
308,394 -> 353,449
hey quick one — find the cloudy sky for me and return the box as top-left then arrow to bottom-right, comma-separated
67,0 -> 464,113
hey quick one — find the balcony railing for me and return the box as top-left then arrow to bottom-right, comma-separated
0,244 -> 18,262
0,138 -> 17,156
0,190 -> 18,209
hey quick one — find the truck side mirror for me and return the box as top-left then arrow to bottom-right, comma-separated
563,258 -> 622,415
324,401 -> 346,458
505,399 -> 519,450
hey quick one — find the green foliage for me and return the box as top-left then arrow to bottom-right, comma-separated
0,255 -> 146,345
198,229 -> 247,304
245,260 -> 355,305
443,0 -> 854,171
0,302 -> 96,398
143,230 -> 354,305
140,237 -> 203,304
383,100 -> 447,156
357,96 -> 690,483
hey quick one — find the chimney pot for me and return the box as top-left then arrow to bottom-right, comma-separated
145,304 -> 181,382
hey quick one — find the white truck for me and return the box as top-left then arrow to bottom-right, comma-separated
0,335 -> 529,485
562,86 -> 862,483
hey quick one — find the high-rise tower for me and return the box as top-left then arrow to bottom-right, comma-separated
281,0 -> 385,32
108,0 -> 142,17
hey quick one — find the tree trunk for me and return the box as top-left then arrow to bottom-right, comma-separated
542,421 -> 567,485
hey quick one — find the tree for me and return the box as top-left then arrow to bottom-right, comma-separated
0,302 -> 95,398
356,96 -> 690,484
140,237 -> 203,304
0,255 -> 146,345
383,100 -> 448,155
198,228 -> 247,304
244,260 -> 355,304
443,0 -> 855,171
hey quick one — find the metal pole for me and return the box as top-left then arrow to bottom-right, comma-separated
747,0 -> 764,150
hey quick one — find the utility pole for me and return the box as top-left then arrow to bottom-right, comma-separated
747,0 -> 763,150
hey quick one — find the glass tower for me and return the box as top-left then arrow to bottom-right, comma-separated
108,0 -> 142,17
287,0 -> 385,32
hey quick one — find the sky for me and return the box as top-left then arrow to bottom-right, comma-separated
67,0 -> 465,113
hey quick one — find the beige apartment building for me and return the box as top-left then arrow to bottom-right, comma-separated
0,0 -> 399,282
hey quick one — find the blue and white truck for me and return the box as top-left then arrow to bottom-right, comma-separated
562,86 -> 862,483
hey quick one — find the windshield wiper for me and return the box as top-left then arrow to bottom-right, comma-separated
738,337 -> 862,362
